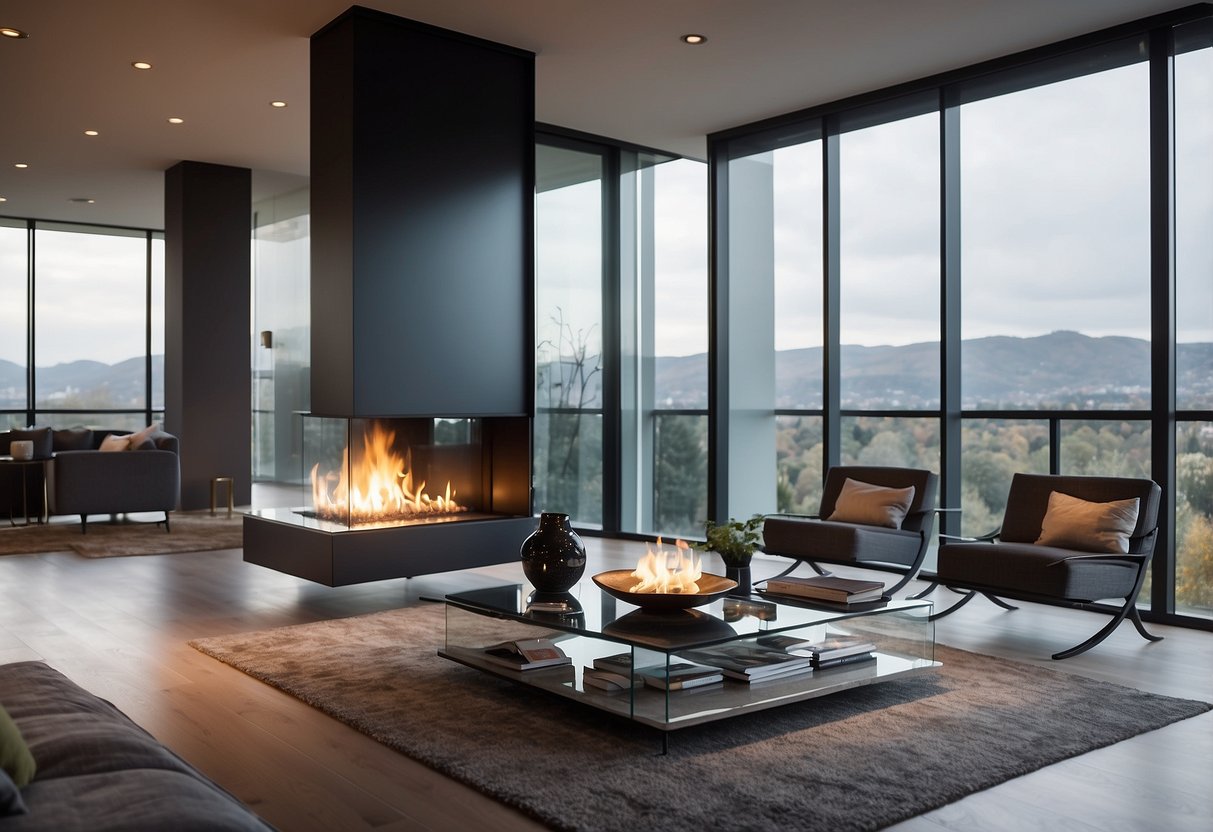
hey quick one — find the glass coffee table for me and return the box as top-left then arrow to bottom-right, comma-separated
440,577 -> 938,744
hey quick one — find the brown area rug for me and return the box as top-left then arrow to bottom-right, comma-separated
0,511 -> 244,557
190,603 -> 1211,832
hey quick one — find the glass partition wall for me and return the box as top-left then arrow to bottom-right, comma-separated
710,8 -> 1213,628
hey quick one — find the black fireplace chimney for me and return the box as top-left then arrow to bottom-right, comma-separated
310,6 -> 534,419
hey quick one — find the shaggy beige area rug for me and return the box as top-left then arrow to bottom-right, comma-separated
191,603 -> 1211,832
0,512 -> 244,557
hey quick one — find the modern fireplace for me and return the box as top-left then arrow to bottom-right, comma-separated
242,7 -> 536,586
245,416 -> 534,586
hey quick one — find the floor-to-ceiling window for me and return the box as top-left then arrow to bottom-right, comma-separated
534,142 -> 606,527
1174,18 -> 1213,620
959,41 -> 1152,535
0,218 -> 162,431
711,6 -> 1213,630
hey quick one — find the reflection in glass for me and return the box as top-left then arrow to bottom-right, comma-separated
533,411 -> 603,528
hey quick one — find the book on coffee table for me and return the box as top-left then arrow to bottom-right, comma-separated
482,638 -> 571,671
582,667 -> 643,692
761,575 -> 885,604
637,662 -> 723,691
758,632 -> 877,662
681,643 -> 814,682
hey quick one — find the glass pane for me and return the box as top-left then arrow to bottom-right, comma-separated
961,419 -> 1049,537
1176,28 -> 1213,410
776,414 -> 824,515
652,159 -> 707,409
34,225 -> 147,410
536,144 -> 604,527
840,113 -> 940,409
533,411 -> 602,527
653,413 -> 707,537
1176,421 -> 1213,619
773,141 -> 824,409
840,415 -> 940,473
961,60 -> 1151,409
150,233 -> 165,411
251,192 -> 311,483
0,220 -> 26,412
35,412 -> 149,432
1059,420 -> 1151,478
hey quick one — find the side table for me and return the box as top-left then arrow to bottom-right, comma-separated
0,456 -> 51,526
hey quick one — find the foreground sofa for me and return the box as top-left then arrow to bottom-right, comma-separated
0,660 -> 273,830
0,426 -> 180,532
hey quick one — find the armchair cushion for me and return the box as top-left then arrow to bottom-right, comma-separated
938,541 -> 1141,602
763,517 -> 925,567
1035,491 -> 1139,554
827,478 -> 915,529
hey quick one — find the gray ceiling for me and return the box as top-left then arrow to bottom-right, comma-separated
0,0 -> 1192,229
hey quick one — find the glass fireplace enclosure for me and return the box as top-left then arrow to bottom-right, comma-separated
301,415 -> 530,529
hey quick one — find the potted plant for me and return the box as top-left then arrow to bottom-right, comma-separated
700,514 -> 765,589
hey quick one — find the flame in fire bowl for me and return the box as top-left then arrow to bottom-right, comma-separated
592,570 -> 737,611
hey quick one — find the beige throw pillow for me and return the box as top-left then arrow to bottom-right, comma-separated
827,478 -> 916,529
98,434 -> 131,452
1035,491 -> 1140,554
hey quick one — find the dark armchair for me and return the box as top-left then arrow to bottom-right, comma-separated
920,473 -> 1162,660
762,466 -> 940,596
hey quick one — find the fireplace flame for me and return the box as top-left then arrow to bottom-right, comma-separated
629,537 -> 701,594
310,423 -> 467,524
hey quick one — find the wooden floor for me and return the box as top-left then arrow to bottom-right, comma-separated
0,525 -> 1209,831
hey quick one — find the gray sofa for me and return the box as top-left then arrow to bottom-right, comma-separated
1,427 -> 180,532
0,660 -> 273,830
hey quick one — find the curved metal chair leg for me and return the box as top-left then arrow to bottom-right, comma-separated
928,589 -> 977,621
1129,605 -> 1164,643
983,593 -> 1019,611
883,570 -> 918,597
908,580 -> 938,600
807,560 -> 830,576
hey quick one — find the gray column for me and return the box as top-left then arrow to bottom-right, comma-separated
164,161 -> 252,510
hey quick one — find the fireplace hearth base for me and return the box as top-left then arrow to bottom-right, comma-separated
244,509 -> 536,587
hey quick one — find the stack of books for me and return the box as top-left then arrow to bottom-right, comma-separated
481,638 -> 572,671
637,661 -> 723,691
681,643 -> 814,684
761,575 -> 885,604
583,653 -> 643,693
758,632 -> 877,670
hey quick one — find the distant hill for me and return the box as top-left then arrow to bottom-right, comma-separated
652,331 -> 1213,409
0,356 -> 165,410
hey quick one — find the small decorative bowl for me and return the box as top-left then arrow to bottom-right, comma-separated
591,570 -> 737,611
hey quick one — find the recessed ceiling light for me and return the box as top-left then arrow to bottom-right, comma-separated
1,27 -> 29,39
69,198 -> 95,204
0,197 -> 7,203
270,100 -> 287,108
167,117 -> 184,124
131,61 -> 152,70
14,163 -> 27,169
680,34 -> 707,45
84,129 -> 99,136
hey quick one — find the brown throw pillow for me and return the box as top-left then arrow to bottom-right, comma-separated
1035,491 -> 1140,554
826,478 -> 916,529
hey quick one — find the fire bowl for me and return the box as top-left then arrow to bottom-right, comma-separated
591,570 -> 737,611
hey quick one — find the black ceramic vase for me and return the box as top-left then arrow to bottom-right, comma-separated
520,512 -> 587,592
